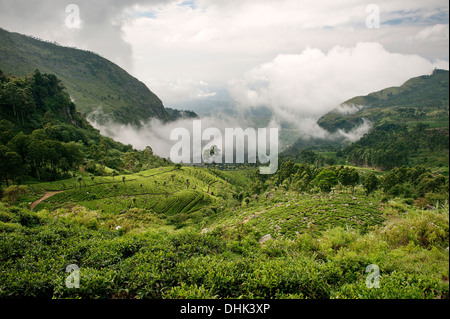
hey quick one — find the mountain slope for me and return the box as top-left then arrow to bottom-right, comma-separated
317,69 -> 449,133
0,69 -> 170,183
0,28 -> 171,126
281,70 -> 449,170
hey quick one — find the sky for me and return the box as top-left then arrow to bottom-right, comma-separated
0,0 -> 449,155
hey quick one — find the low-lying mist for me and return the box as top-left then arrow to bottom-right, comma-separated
88,108 -> 371,160
89,112 -> 257,159
89,42 -> 446,159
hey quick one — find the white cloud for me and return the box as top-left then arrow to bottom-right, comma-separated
336,119 -> 372,142
122,0 -> 448,103
1,0 -> 448,117
146,78 -> 217,105
89,113 -> 251,158
407,24 -> 449,43
228,42 -> 448,132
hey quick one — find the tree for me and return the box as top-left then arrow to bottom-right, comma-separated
113,184 -> 119,199
0,145 -> 24,186
7,132 -> 30,161
364,172 -> 379,196
143,146 -> 153,157
203,145 -> 221,170
3,185 -> 28,205
337,166 -> 360,193
278,160 -> 297,185
313,169 -> 338,193
123,151 -> 141,173
63,142 -> 83,171
6,151 -> 24,184
0,119 -> 15,144
98,138 -> 110,165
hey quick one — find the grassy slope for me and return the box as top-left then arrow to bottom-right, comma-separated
18,167 -> 252,232
16,166 -> 389,236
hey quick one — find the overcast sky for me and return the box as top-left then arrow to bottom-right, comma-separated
0,0 -> 448,120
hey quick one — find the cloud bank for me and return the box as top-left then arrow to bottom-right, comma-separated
0,0 -> 448,105
90,42 -> 448,156
228,42 -> 448,131
89,114 -> 254,159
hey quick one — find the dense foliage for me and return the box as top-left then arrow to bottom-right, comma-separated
0,71 -> 170,184
283,69 -> 449,171
0,188 -> 448,299
344,123 -> 449,169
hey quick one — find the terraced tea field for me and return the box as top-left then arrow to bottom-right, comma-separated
25,167 -> 239,214
19,166 -> 388,238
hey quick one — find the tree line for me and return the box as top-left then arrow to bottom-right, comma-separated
343,123 -> 449,170
249,160 -> 448,204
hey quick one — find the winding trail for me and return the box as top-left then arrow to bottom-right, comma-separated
30,191 -> 63,210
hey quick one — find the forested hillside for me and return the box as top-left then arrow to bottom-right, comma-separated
0,70 -> 169,185
282,69 -> 449,171
318,69 -> 449,133
0,28 -> 195,125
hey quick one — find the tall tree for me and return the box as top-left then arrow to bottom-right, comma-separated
364,173 -> 379,196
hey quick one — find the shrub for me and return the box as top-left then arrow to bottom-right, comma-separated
380,211 -> 449,248
9,207 -> 42,227
163,283 -> 217,299
53,267 -> 118,299
414,197 -> 430,209
318,227 -> 359,256
333,271 -> 448,299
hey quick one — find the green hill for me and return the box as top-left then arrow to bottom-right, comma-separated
317,69 -> 449,133
282,70 -> 449,170
0,28 -> 180,126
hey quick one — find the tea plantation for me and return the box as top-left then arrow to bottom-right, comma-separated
0,166 -> 448,299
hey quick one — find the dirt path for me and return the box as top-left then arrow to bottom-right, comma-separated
30,191 -> 63,210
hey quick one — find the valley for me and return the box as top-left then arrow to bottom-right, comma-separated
0,30 -> 448,301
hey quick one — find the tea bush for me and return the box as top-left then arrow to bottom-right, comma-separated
333,271 -> 449,299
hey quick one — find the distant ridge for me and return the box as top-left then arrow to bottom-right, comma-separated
281,69 -> 449,169
317,69 -> 449,133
